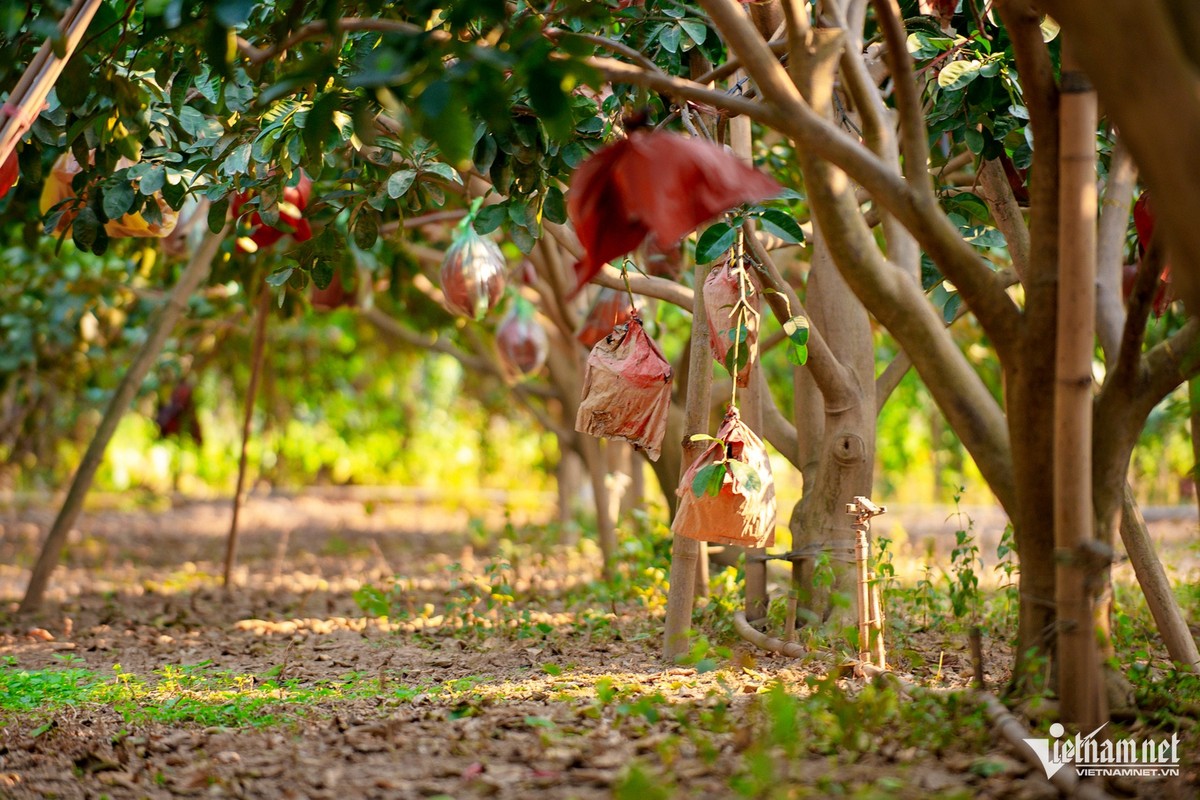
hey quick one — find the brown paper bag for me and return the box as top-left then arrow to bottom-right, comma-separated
575,316 -> 672,461
672,406 -> 776,547
704,260 -> 759,388
576,287 -> 633,349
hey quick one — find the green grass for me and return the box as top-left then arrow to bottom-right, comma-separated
0,655 -> 433,728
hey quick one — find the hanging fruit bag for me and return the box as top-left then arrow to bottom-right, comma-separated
576,286 -> 634,349
575,316 -> 672,461
704,259 -> 760,388
440,225 -> 507,320
497,298 -> 549,377
672,405 -> 776,548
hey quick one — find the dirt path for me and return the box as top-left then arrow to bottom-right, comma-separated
0,497 -> 1195,799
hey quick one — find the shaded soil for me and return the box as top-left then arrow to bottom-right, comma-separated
0,495 -> 1196,799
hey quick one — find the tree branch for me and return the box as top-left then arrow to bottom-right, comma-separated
1096,139 -> 1136,362
592,264 -> 693,310
585,56 -> 787,128
1135,318 -> 1200,418
830,1 -> 919,278
237,17 -> 436,65
870,0 -> 934,199
977,158 -> 1031,283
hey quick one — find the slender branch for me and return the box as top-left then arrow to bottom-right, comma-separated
592,264 -> 693,309
830,1 -> 919,277
586,56 -> 786,127
977,158 -> 1031,283
237,17 -> 436,65
545,28 -> 658,73
1112,237 -> 1166,394
874,349 -> 912,415
1096,139 -> 1137,362
1136,318 -> 1200,417
870,0 -> 934,199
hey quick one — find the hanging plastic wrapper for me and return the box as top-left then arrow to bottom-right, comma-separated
440,225 -> 506,320
41,151 -> 179,238
672,405 -> 776,548
576,286 -> 634,349
704,259 -> 759,388
575,316 -> 672,461
497,298 -> 549,376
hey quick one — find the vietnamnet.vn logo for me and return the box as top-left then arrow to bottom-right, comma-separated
1022,722 -> 1181,779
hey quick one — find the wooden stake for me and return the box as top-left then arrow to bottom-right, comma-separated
1054,43 -> 1105,731
19,229 -> 227,613
223,286 -> 272,588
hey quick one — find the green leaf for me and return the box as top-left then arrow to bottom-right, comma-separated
964,127 -> 985,155
691,462 -> 726,498
754,208 -> 805,244
71,208 -> 100,251
782,315 -> 809,346
543,186 -> 567,225
937,60 -> 982,91
726,459 -> 761,493
207,197 -> 229,233
695,222 -> 735,264
688,434 -> 720,443
422,162 -> 463,185
266,267 -> 293,287
139,165 -> 166,196
352,209 -> 379,250
102,182 -> 135,220
474,203 -> 507,235
386,169 -> 416,199
943,291 -> 962,324
311,261 -> 334,290
510,223 -> 536,254
659,24 -> 682,53
222,143 -> 252,176
786,342 -> 808,366
679,19 -> 707,46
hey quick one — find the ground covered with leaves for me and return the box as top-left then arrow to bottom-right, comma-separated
0,495 -> 1197,799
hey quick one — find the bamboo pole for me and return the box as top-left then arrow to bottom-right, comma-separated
1120,484 -> 1200,670
0,0 -> 103,166
1054,44 -> 1105,731
19,228 -> 227,613
222,287 -> 272,588
663,261 -> 716,659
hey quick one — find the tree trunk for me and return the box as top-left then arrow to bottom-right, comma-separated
791,231 -> 875,630
19,228 -> 226,614
663,257 -> 716,659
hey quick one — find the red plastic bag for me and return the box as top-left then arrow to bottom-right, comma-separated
672,406 -> 776,548
704,260 -> 759,387
440,227 -> 507,319
497,305 -> 549,376
575,317 -> 672,461
576,287 -> 634,349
